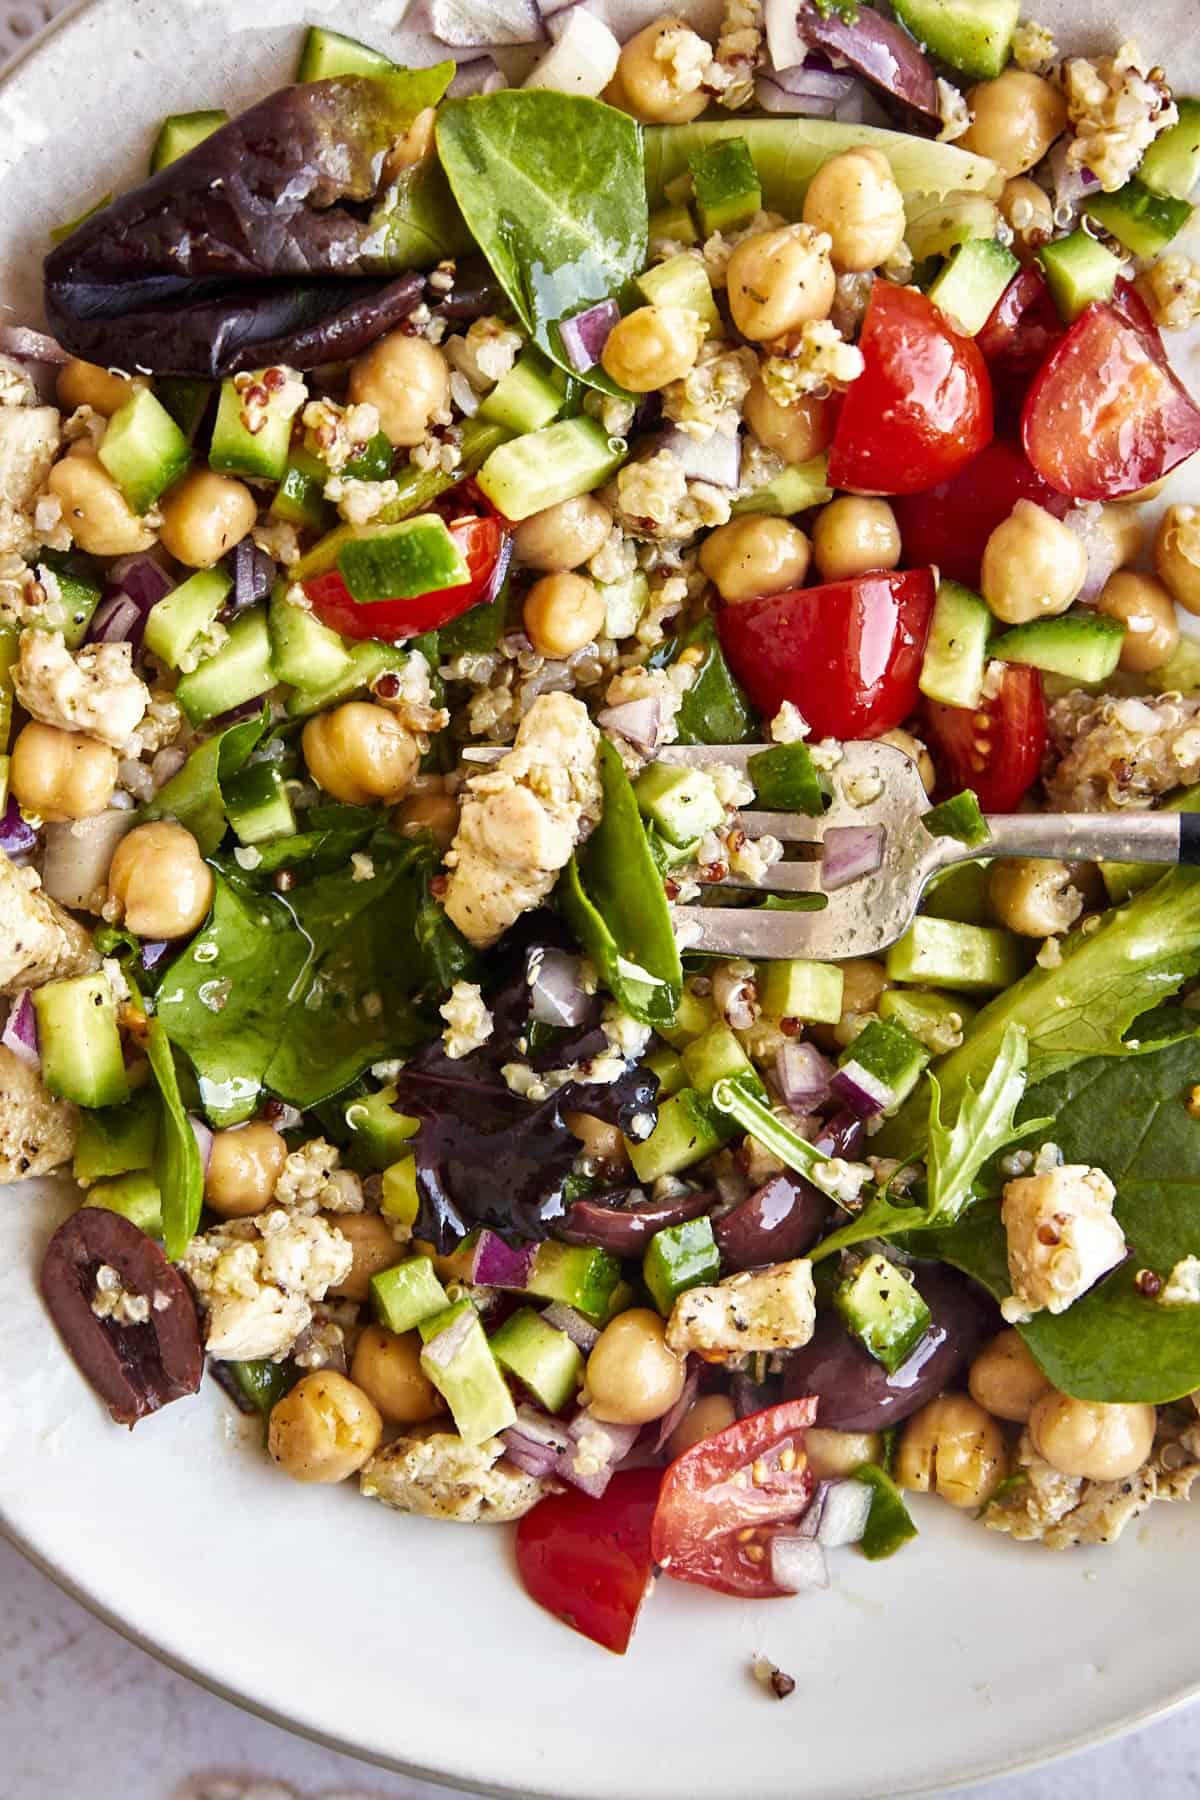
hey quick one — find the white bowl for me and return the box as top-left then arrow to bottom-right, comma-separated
3,3 -> 1200,1794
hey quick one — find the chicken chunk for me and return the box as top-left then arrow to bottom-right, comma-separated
442,692 -> 602,948
13,633 -> 149,750
180,1207 -> 352,1362
986,1421 -> 1200,1548
0,852 -> 97,996
360,1429 -> 552,1522
0,405 -> 60,557
0,1043 -> 78,1180
666,1258 -> 816,1356
1000,1164 -> 1125,1324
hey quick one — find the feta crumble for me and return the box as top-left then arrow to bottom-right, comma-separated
440,980 -> 495,1059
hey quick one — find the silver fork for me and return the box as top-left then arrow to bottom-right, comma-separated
660,739 -> 1200,959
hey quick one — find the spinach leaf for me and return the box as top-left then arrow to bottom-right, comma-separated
674,619 -> 757,745
230,803 -> 383,877
145,1017 -> 204,1260
924,1033 -> 1200,1403
436,92 -> 647,396
141,710 -> 267,854
559,739 -> 682,1030
156,834 -> 445,1125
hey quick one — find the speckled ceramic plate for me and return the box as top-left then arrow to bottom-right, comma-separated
2,3 -> 1200,1795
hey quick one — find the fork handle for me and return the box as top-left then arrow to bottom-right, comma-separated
962,811 -> 1200,867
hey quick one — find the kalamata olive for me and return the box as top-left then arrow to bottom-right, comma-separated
714,1173 -> 832,1271
782,1263 -> 999,1431
556,1187 -> 715,1257
40,1208 -> 203,1426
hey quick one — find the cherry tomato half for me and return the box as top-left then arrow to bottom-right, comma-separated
1022,297 -> 1200,500
515,1468 -> 663,1655
717,568 -> 936,739
651,1398 -> 817,1598
305,515 -> 510,641
892,438 -> 1069,588
975,267 -> 1066,432
828,281 -> 993,496
922,662 -> 1048,814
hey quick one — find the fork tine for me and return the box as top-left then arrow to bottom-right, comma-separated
734,809 -> 823,845
715,861 -> 823,892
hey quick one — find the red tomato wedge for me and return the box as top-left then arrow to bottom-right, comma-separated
1022,297 -> 1200,500
651,1398 -> 818,1598
304,515 -> 510,641
828,281 -> 993,496
976,267 -> 1066,431
892,438 -> 1069,588
922,662 -> 1048,813
717,569 -> 936,739
515,1468 -> 662,1655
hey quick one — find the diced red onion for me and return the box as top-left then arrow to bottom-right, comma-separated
541,1301 -> 600,1351
1046,139 -> 1099,216
596,698 -> 663,754
2,990 -> 39,1068
230,537 -> 275,613
426,0 -> 544,47
0,797 -> 38,859
150,746 -> 188,790
764,0 -> 810,75
769,1533 -> 830,1595
829,1059 -> 893,1119
776,1041 -> 834,1112
814,1478 -> 873,1548
107,553 -> 174,613
813,1107 -> 866,1160
502,1405 -> 639,1497
188,1115 -> 214,1174
448,55 -> 507,96
654,1360 -> 699,1452
470,1228 -> 536,1288
821,825 -> 884,890
528,946 -> 592,1028
501,1405 -> 572,1478
565,1410 -> 640,1496
41,812 -> 130,912
754,75 -> 842,116
140,940 -> 173,975
1064,505 -> 1123,603
87,594 -> 144,646
558,300 -> 620,374
772,61 -> 858,100
657,426 -> 742,490
0,324 -> 68,364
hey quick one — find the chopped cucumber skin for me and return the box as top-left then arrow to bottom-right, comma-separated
342,432 -> 395,482
479,350 -> 567,435
223,762 -> 297,846
886,916 -> 1026,992
268,591 -> 352,692
1039,229 -> 1120,323
83,1171 -> 164,1237
175,608 -> 275,727
643,1043 -> 686,1098
648,203 -> 699,247
689,136 -> 762,235
271,447 -> 335,532
659,986 -> 717,1049
681,1024 -> 766,1100
643,1217 -> 720,1315
35,550 -> 102,649
33,974 -> 128,1108
635,762 -> 725,848
919,580 -> 991,710
747,742 -> 823,815
834,1252 -> 932,1373
371,1255 -> 448,1335
636,251 -> 721,332
489,1307 -> 584,1413
923,789 -> 989,848
210,372 -> 307,483
853,1462 -> 918,1559
927,237 -> 1018,335
891,0 -> 1019,79
759,958 -> 844,1024
98,389 -> 191,514
342,1084 -> 419,1170
921,860 -> 994,927
73,1087 -> 160,1184
420,1308 -> 516,1446
905,190 -> 1000,262
477,416 -> 624,522
1138,97 -> 1200,200
1085,178 -> 1193,259
990,610 -> 1126,683
283,639 -> 410,717
730,454 -> 832,517
150,109 -> 228,174
879,986 -> 976,1046
336,516 -> 467,604
526,1242 -> 621,1322
143,567 -> 231,669
296,25 -> 395,80
626,1086 -> 735,1181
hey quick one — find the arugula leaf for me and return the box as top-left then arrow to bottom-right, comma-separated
924,1033 -> 1200,1403
141,710 -> 267,854
156,833 -> 445,1124
436,92 -> 647,396
145,1017 -> 204,1260
559,739 -> 682,1029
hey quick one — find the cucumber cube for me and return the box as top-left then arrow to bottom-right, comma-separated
157,377 -> 213,442
1137,97 -> 1200,201
688,136 -> 761,235
477,416 -> 624,522
921,859 -> 994,926
98,389 -> 191,513
283,638 -> 411,717
879,987 -> 976,1050
759,958 -> 844,1024
526,1241 -> 621,1322
342,432 -> 396,482
919,580 -> 991,710
855,1463 -> 918,1560
36,550 -> 103,648
73,1087 -> 160,1183
271,448 -> 334,532
730,455 -> 832,517
643,1043 -> 686,1099
175,608 -> 275,727
1086,177 -> 1193,259
223,762 -> 297,846
626,1087 -> 734,1183
371,1255 -> 448,1335
296,24 -> 395,79
143,567 -> 232,669
836,1018 -> 929,1113
643,1216 -> 720,1316
32,972 -> 128,1108
659,984 -> 717,1048
989,610 -> 1126,683
342,1085 -> 419,1170
834,1253 -> 931,1374
150,109 -> 228,174
747,743 -> 823,815
267,591 -> 352,692
479,349 -> 567,435
210,371 -> 308,484
886,916 -> 1026,992
337,515 -> 468,603
489,1307 -> 584,1412
599,571 -> 649,640
419,1305 -> 515,1445
927,237 -> 1019,335
891,0 -> 1018,79
635,252 -> 721,333
1039,229 -> 1121,324
648,203 -> 699,247
83,1171 -> 164,1237
635,762 -> 725,848
681,1024 -> 765,1098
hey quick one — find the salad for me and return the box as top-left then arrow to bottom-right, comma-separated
7,0 -> 1200,1661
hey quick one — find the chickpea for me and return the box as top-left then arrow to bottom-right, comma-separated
351,1324 -> 445,1425
325,1211 -> 402,1303
806,1427 -> 883,1481
988,858 -> 1083,938
743,380 -> 834,465
811,496 -> 901,583
878,728 -> 935,798
968,1330 -> 1052,1424
303,702 -> 419,807
9,721 -> 117,821
1028,1391 -> 1156,1481
1088,501 -> 1146,572
601,305 -> 704,393
586,1307 -> 686,1425
514,495 -> 612,572
57,357 -> 146,418
205,1121 -> 288,1220
896,1393 -> 1009,1509
699,516 -> 811,604
563,1109 -> 629,1171
348,332 -> 450,449
726,225 -> 835,342
1096,570 -> 1179,674
412,1235 -> 477,1284
960,71 -> 1069,177
523,572 -> 606,658
819,956 -> 889,1050
1154,503 -> 1200,615
998,177 -> 1053,258
981,498 -> 1087,625
46,447 -> 155,558
665,1393 -> 737,1460
802,147 -> 906,273
106,821 -> 213,940
610,18 -> 710,125
158,467 -> 256,568
394,782 -> 459,852
268,1370 -> 382,1484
